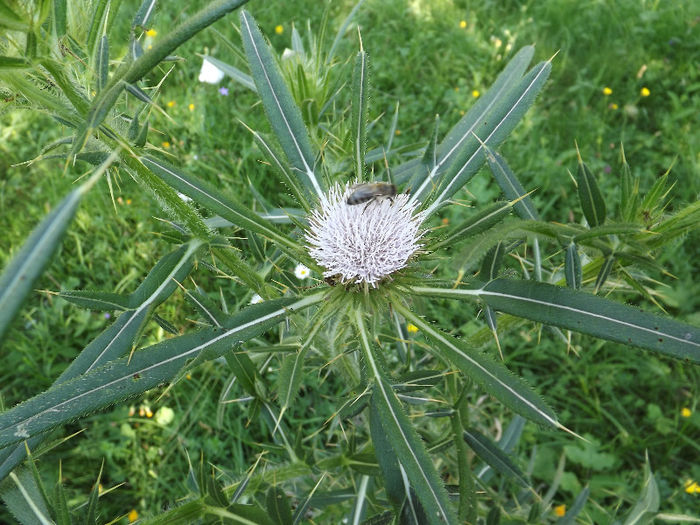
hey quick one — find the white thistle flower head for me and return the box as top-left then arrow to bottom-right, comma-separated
306,183 -> 425,287
198,58 -> 225,84
294,263 -> 311,279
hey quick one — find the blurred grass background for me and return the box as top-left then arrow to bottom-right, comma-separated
1,0 -> 698,522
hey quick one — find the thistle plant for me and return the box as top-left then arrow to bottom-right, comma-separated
1,1 -> 699,523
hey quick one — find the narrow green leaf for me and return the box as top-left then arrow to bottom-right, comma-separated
23,448 -> 52,522
0,57 -> 30,70
3,471 -> 53,525
51,0 -> 67,38
479,279 -> 700,361
454,220 -> 524,274
451,406 -> 477,523
132,0 -> 157,28
484,147 -> 539,220
593,255 -> 615,294
355,312 -> 457,525
86,0 -> 110,68
351,49 -> 369,181
619,145 -> 639,222
0,1 -> 27,31
96,35 -> 109,92
370,400 -> 427,525
85,461 -> 104,523
622,457 -> 659,525
59,290 -> 131,311
40,59 -> 91,114
245,127 -> 309,211
428,201 -> 514,251
0,163 -> 106,343
408,45 -> 535,202
277,314 -> 324,416
135,117 -> 149,147
124,82 -> 152,104
480,242 -> 506,280
576,154 -> 606,227
0,293 -> 323,449
140,155 -> 307,261
224,349 -> 261,398
423,59 -> 551,216
565,243 -> 582,289
129,242 -> 200,307
122,154 -> 211,239
210,245 -> 269,295
53,470 -> 70,525
239,9 -> 323,199
266,486 -> 293,525
462,428 -> 528,487
555,486 -> 589,525
393,300 -> 559,429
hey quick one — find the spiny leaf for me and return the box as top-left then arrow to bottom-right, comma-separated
239,9 -> 324,199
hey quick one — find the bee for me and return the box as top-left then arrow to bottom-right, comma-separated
346,182 -> 397,207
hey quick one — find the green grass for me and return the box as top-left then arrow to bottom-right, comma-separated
1,0 -> 699,522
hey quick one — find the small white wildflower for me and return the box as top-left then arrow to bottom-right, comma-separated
281,48 -> 297,61
250,293 -> 263,304
198,58 -> 224,84
294,263 -> 311,279
306,183 -> 425,287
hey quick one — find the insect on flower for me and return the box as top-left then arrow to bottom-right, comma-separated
346,182 -> 397,211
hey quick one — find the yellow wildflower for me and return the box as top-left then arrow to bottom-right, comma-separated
459,20 -> 467,29
188,103 -> 195,111
126,199 -> 132,205
640,87 -> 650,97
167,100 -> 175,108
472,89 -> 480,98
145,29 -> 157,37
554,504 -> 566,517
685,480 -> 700,494
610,103 -> 619,110
441,217 -> 449,225
681,407 -> 691,418
602,87 -> 612,96
395,129 -> 401,136
162,141 -> 170,148
145,406 -> 153,418
186,373 -> 192,380
275,24 -> 284,35
128,509 -> 139,522
407,323 -> 419,334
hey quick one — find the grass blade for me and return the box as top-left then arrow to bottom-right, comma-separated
239,9 -> 324,199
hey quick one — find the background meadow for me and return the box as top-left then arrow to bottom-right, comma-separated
1,0 -> 699,522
